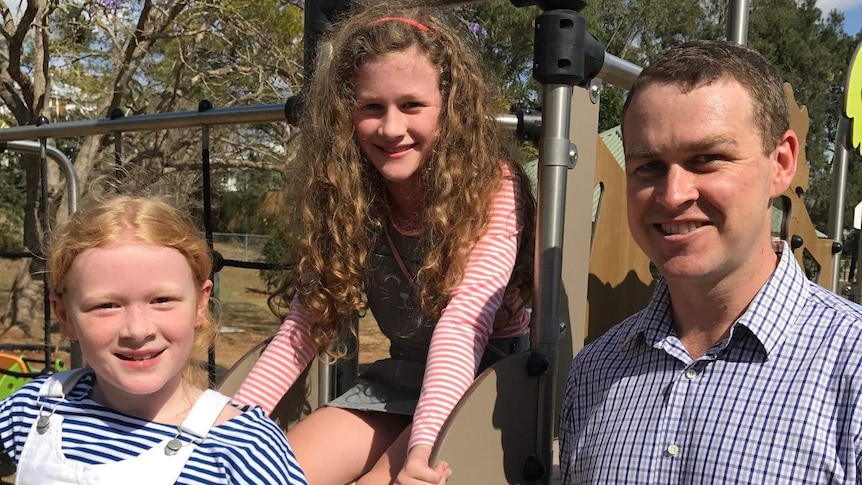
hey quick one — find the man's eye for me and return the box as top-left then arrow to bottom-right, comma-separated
689,154 -> 725,171
692,154 -> 723,164
634,161 -> 664,174
625,160 -> 666,182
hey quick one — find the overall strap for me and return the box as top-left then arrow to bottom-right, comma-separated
37,368 -> 91,400
177,389 -> 232,440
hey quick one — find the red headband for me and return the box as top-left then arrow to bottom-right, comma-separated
371,17 -> 431,32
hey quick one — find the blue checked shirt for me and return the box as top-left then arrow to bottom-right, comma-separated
559,242 -> 862,484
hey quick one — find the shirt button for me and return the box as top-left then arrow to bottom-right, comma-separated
685,369 -> 698,379
667,444 -> 680,456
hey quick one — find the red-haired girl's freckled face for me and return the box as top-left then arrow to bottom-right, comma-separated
352,45 -> 442,194
53,243 -> 211,413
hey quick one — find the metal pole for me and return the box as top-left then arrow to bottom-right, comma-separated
828,117 -> 850,292
199,100 -> 218,386
525,6 -> 604,480
5,140 -> 82,369
533,83 -> 572,483
6,141 -> 78,214
856,230 -> 862,303
726,0 -> 750,46
38,131 -> 52,374
0,103 -> 528,143
318,354 -> 334,405
598,53 -> 641,90
111,108 -> 124,179
303,0 -> 339,407
0,103 -> 290,141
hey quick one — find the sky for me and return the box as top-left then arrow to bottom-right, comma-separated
823,0 -> 862,34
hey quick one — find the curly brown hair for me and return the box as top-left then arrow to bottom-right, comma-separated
275,2 -> 535,355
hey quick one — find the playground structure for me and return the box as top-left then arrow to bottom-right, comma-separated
0,0 -> 860,483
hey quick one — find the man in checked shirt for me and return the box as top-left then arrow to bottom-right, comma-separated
559,39 -> 862,484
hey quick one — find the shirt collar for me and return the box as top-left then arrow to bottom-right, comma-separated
625,240 -> 809,360
734,240 -> 809,359
625,279 -> 673,348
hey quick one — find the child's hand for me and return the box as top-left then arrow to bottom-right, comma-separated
395,445 -> 452,485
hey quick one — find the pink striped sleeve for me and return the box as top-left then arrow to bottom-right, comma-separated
231,296 -> 318,414
408,174 -> 525,449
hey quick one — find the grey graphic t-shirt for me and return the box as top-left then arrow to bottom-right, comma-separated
366,226 -> 435,362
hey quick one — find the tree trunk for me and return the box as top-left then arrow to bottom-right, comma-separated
2,155 -> 47,336
2,260 -> 44,337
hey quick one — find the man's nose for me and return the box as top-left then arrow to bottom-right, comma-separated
656,165 -> 698,208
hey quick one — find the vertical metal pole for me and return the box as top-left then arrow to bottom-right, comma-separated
302,0 -> 353,85
199,100 -> 217,386
526,7 -> 605,481
533,83 -> 573,483
37,118 -> 54,374
304,0 -> 332,406
303,0 -> 330,82
113,134 -> 123,176
856,230 -> 862,303
828,117 -> 850,292
4,140 -> 82,367
726,0 -> 750,46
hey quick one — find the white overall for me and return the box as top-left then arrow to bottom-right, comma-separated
15,369 -> 231,485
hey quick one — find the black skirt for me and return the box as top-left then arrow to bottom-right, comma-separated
325,334 -> 529,415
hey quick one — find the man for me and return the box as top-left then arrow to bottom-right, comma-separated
559,40 -> 862,484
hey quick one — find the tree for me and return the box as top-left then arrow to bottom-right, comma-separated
465,0 -> 862,246
452,1 -> 539,110
745,0 -> 858,237
454,0 -> 709,130
582,0 -> 859,234
0,0 -> 304,335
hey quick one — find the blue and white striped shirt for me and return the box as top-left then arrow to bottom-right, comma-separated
0,369 -> 308,484
559,242 -> 862,484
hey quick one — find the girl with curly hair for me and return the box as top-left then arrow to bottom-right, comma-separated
234,3 -> 535,484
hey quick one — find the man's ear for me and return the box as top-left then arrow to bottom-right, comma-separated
50,293 -> 77,341
770,129 -> 799,198
196,280 -> 214,327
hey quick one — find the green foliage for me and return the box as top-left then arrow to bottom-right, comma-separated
746,0 -> 858,233
44,0 -> 306,185
575,0 -> 860,233
0,159 -> 25,253
455,1 -> 541,109
158,1 -> 305,104
213,169 -> 284,234
258,228 -> 294,292
421,1 -> 862,237
598,85 -> 625,132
